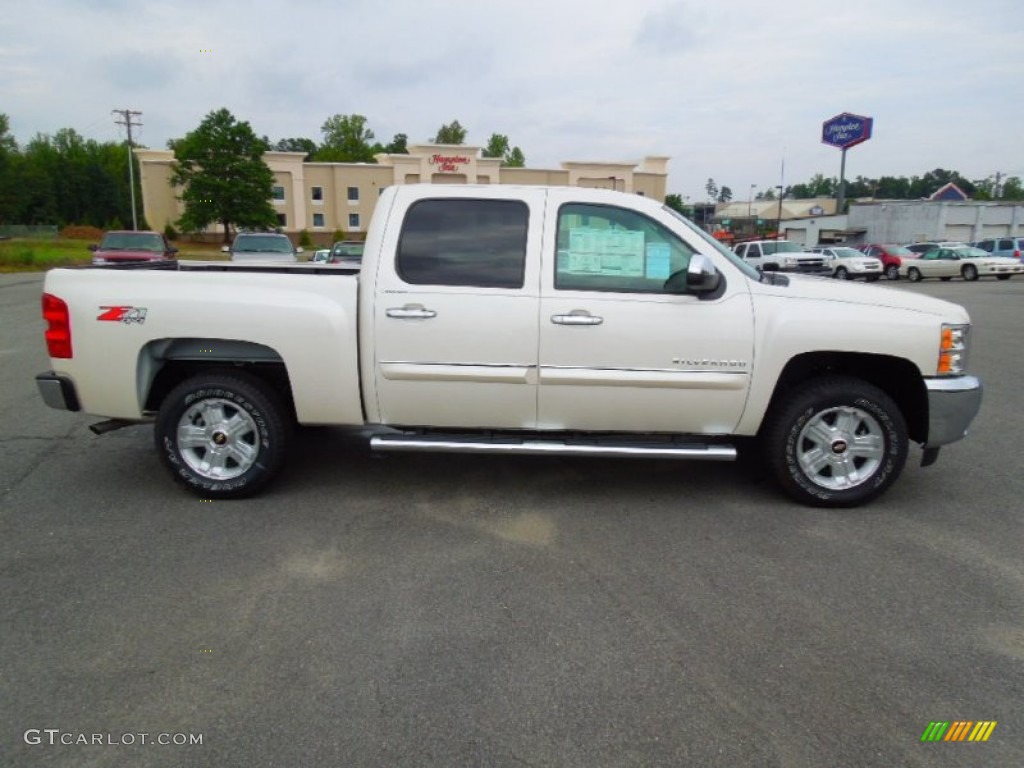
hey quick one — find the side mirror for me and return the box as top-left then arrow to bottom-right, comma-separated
168,247 -> 179,254
688,254 -> 722,292
88,244 -> 98,251
295,247 -> 304,254
221,246 -> 230,253
664,254 -> 721,294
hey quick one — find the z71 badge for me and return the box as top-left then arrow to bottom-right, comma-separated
97,306 -> 148,324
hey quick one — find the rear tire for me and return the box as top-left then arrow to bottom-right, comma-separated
155,371 -> 291,498
907,267 -> 922,282
763,376 -> 908,508
997,274 -> 1011,281
885,265 -> 900,280
835,267 -> 849,280
962,264 -> 979,281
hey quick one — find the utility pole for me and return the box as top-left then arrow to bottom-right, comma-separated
112,109 -> 142,230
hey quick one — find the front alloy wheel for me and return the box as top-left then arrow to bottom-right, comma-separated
764,376 -> 908,507
907,267 -> 923,282
962,264 -> 979,281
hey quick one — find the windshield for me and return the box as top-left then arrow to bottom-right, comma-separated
99,232 -> 165,251
233,234 -> 294,253
762,241 -> 801,255
331,243 -> 364,257
663,206 -> 760,280
832,247 -> 864,259
886,245 -> 914,256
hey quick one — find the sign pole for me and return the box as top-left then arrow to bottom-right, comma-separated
837,148 -> 847,215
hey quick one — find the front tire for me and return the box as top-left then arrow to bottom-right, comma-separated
835,267 -> 849,280
997,274 -> 1011,281
885,265 -> 900,280
962,264 -> 979,281
763,376 -> 908,508
155,371 -> 291,498
907,267 -> 923,282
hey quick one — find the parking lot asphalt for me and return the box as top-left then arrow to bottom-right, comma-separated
2,272 -> 1023,767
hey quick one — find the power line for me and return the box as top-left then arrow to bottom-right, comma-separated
112,109 -> 142,230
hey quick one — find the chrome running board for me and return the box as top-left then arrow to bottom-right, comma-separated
370,434 -> 736,461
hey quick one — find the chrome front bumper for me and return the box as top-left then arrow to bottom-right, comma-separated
924,375 -> 982,447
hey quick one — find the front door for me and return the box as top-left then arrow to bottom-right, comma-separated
538,197 -> 754,434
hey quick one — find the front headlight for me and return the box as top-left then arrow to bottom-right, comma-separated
938,323 -> 970,374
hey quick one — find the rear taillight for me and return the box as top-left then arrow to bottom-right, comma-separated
42,293 -> 73,358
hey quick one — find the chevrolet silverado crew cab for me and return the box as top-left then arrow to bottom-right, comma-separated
36,185 -> 982,507
733,239 -> 830,274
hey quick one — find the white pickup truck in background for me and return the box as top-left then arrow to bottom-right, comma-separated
36,185 -> 982,507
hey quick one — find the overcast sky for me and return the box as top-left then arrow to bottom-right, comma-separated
2,0 -> 1022,202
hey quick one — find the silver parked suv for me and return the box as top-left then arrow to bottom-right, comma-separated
971,236 -> 1024,261
223,232 -> 302,263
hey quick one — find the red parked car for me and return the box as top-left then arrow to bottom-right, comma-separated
857,243 -> 919,281
89,230 -> 178,265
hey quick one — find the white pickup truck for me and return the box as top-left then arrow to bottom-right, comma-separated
36,185 -> 982,507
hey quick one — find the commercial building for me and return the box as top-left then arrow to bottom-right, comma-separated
135,144 -> 669,241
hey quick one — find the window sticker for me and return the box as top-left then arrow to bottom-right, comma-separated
566,227 -> 645,276
645,242 -> 671,279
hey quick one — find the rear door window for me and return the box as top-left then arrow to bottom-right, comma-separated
396,198 -> 528,288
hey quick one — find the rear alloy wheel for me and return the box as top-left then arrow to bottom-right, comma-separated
764,376 -> 908,507
835,267 -> 849,280
907,267 -> 923,282
885,264 -> 900,280
155,371 -> 290,498
962,264 -> 979,281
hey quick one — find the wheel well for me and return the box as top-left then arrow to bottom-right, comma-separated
765,352 -> 927,443
139,338 -> 296,418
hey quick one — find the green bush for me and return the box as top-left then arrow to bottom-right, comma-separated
298,229 -> 313,248
332,228 -> 346,243
164,222 -> 179,241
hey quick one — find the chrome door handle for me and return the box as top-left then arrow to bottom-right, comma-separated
386,306 -> 437,319
551,312 -> 603,326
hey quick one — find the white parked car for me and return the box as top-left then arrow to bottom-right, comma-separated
310,249 -> 331,263
810,247 -> 883,281
900,245 -> 1024,282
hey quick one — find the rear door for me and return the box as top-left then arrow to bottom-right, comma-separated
536,191 -> 754,434
370,188 -> 545,429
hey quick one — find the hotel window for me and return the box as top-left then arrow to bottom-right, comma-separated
348,213 -> 360,229
272,185 -> 285,202
312,213 -> 325,228
276,213 -> 287,227
347,186 -> 359,202
311,186 -> 324,203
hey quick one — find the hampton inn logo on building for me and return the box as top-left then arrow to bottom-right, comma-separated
428,154 -> 471,172
920,720 -> 997,742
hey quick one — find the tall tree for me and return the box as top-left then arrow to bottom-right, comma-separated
0,114 -> 19,224
317,114 -> 376,162
664,194 -> 686,214
705,178 -> 718,202
382,133 -> 408,154
432,120 -> 467,144
504,146 -> 526,168
169,108 -> 277,242
717,185 -> 733,203
1001,176 -> 1024,200
482,133 -> 526,167
274,137 -> 318,160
